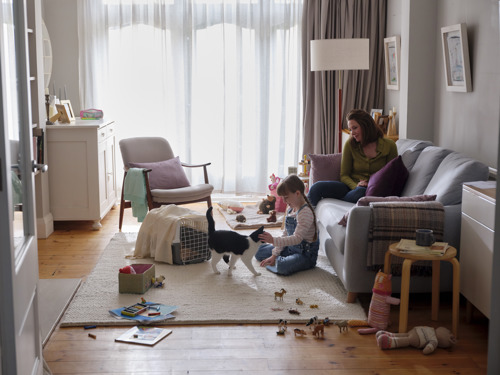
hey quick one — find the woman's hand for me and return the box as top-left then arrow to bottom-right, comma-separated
357,180 -> 368,187
259,231 -> 274,244
260,254 -> 276,267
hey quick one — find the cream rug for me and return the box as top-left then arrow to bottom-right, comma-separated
218,204 -> 285,229
60,232 -> 366,326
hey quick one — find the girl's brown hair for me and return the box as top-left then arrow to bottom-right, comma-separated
346,108 -> 384,147
276,174 -> 318,241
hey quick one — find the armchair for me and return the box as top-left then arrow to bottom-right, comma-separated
118,137 -> 213,230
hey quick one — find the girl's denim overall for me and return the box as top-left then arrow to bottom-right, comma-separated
255,204 -> 319,275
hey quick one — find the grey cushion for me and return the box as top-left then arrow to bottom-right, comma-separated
397,139 -> 433,172
424,152 -> 490,206
401,146 -> 452,197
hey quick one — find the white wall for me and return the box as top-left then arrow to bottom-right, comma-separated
387,0 -> 499,168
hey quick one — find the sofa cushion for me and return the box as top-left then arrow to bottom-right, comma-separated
308,153 -> 342,186
401,146 -> 452,197
424,151 -> 490,206
366,156 -> 409,197
396,139 -> 433,171
129,156 -> 191,190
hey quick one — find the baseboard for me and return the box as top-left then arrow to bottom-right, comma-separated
37,212 -> 54,239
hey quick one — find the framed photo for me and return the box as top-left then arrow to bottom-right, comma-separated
376,115 -> 390,134
60,99 -> 75,121
441,23 -> 472,92
384,36 -> 400,90
370,109 -> 383,119
55,104 -> 70,123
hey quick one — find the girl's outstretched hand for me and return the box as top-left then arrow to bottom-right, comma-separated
259,231 -> 274,244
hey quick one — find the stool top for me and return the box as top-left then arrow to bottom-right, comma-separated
389,242 -> 457,261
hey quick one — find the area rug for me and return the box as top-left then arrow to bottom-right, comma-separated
218,204 -> 285,229
60,232 -> 367,327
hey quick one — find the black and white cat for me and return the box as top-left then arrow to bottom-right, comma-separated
206,207 -> 263,276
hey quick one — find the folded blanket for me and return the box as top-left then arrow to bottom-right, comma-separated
123,168 -> 148,222
367,201 -> 444,275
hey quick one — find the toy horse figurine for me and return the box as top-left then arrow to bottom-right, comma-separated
351,270 -> 400,334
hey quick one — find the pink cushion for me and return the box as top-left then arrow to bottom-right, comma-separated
308,153 -> 342,186
129,157 -> 190,190
366,156 -> 409,197
338,194 -> 437,226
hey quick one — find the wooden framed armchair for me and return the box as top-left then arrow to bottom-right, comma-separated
118,137 -> 213,230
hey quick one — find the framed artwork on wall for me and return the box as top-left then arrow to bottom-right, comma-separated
441,23 -> 472,92
384,36 -> 400,90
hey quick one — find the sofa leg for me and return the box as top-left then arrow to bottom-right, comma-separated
346,292 -> 358,303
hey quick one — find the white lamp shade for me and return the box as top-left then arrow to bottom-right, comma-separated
310,39 -> 369,71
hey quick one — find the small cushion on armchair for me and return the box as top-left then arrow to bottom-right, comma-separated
366,156 -> 409,197
308,153 -> 342,186
129,156 -> 191,190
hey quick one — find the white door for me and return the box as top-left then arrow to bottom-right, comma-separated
0,0 -> 44,374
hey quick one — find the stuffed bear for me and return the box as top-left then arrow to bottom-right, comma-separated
376,326 -> 456,354
349,270 -> 400,334
257,195 -> 276,214
267,210 -> 277,222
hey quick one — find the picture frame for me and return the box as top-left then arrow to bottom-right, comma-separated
60,99 -> 76,122
384,36 -> 400,90
55,104 -> 70,123
370,109 -> 383,119
376,115 -> 390,134
441,23 -> 472,92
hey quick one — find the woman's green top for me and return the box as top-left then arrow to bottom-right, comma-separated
340,137 -> 398,190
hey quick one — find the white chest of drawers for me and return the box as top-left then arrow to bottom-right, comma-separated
46,118 -> 117,229
460,180 -> 496,319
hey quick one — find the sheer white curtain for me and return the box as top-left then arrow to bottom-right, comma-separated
78,0 -> 303,195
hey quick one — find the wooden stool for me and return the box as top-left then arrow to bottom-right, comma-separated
384,243 -> 460,337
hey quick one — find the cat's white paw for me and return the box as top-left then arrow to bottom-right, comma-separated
254,272 -> 261,276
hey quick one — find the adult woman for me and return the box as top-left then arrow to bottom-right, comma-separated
307,109 -> 398,206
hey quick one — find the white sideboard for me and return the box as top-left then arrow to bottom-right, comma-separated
460,180 -> 496,319
46,118 -> 117,229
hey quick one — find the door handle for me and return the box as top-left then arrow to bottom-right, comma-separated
32,160 -> 48,173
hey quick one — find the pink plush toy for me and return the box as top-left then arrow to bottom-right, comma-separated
349,270 -> 400,334
119,265 -> 136,274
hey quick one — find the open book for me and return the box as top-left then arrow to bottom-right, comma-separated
396,239 -> 449,256
115,326 -> 172,346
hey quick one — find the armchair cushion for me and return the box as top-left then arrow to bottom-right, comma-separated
366,156 -> 409,197
129,156 -> 190,190
308,153 -> 342,186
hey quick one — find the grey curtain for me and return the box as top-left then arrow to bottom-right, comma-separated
302,0 -> 387,154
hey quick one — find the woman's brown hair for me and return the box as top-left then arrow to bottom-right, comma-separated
346,108 -> 384,147
277,174 -> 318,241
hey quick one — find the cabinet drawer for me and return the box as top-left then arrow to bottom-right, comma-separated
462,188 -> 495,229
98,122 -> 115,142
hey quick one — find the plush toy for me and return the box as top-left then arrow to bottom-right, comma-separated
376,326 -> 456,354
267,210 -> 277,222
119,265 -> 136,274
236,214 -> 246,223
258,195 -> 276,214
153,275 -> 166,288
349,270 -> 400,334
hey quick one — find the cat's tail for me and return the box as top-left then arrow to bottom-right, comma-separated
206,206 -> 215,234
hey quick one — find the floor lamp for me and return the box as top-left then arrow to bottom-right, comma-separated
310,39 -> 369,153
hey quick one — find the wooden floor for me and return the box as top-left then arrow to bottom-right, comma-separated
39,203 -> 490,374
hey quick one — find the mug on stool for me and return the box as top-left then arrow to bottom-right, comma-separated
416,229 -> 435,246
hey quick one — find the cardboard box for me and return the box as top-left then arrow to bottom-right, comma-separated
119,264 -> 155,294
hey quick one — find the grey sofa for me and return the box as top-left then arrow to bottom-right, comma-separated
314,139 -> 490,302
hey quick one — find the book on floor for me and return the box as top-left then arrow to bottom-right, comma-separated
115,326 -> 172,346
396,239 -> 448,256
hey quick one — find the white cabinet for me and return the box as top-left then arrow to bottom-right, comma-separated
46,118 -> 117,229
460,181 -> 496,319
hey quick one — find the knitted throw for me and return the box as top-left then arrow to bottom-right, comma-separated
367,201 -> 445,275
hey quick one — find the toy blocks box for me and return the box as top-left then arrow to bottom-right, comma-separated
119,264 -> 155,294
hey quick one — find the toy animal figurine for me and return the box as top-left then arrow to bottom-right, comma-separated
236,214 -> 246,223
294,328 -> 307,337
333,320 -> 349,333
376,326 -> 456,355
296,298 -> 304,305
312,324 -> 325,338
321,317 -> 331,327
288,308 -> 300,315
274,288 -> 287,301
267,210 -> 277,222
349,270 -> 400,334
257,195 -> 276,214
153,275 -> 165,288
306,316 -> 318,327
310,304 -> 318,309
278,319 -> 288,332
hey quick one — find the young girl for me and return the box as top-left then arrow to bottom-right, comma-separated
255,174 -> 319,276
